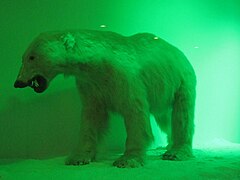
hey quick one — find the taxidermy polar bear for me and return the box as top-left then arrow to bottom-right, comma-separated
14,30 -> 196,168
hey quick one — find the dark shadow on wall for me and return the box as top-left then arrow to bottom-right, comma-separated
0,89 -> 126,160
0,89 -> 81,159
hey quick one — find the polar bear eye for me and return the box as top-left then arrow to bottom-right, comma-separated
29,56 -> 35,61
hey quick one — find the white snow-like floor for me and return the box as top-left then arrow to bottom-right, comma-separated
0,139 -> 240,180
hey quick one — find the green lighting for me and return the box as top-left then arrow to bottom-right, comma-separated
0,0 -> 239,170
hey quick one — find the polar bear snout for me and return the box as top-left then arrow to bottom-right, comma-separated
14,80 -> 30,88
14,75 -> 48,93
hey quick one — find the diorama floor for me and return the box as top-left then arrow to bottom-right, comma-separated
0,139 -> 239,180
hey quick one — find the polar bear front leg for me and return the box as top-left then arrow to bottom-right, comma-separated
113,103 -> 153,168
65,100 -> 108,166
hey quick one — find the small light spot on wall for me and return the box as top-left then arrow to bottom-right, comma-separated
154,37 -> 159,40
100,25 -> 107,28
194,46 -> 199,49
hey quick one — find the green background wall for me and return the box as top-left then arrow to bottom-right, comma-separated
0,0 -> 239,158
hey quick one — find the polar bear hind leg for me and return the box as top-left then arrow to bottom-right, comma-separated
162,83 -> 196,161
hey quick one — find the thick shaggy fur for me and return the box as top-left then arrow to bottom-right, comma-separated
15,30 -> 196,168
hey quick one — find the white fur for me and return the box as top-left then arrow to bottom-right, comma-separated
16,30 -> 196,167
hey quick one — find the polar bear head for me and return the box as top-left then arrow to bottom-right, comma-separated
14,32 -> 76,93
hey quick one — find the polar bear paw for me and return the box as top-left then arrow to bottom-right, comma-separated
162,145 -> 194,161
113,155 -> 144,168
65,154 -> 93,166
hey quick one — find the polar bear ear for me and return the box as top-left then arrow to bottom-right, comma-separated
61,33 -> 76,50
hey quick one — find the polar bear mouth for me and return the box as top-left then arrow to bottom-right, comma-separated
14,75 -> 48,93
29,75 -> 48,93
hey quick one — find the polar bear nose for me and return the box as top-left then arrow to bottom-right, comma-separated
14,80 -> 29,88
